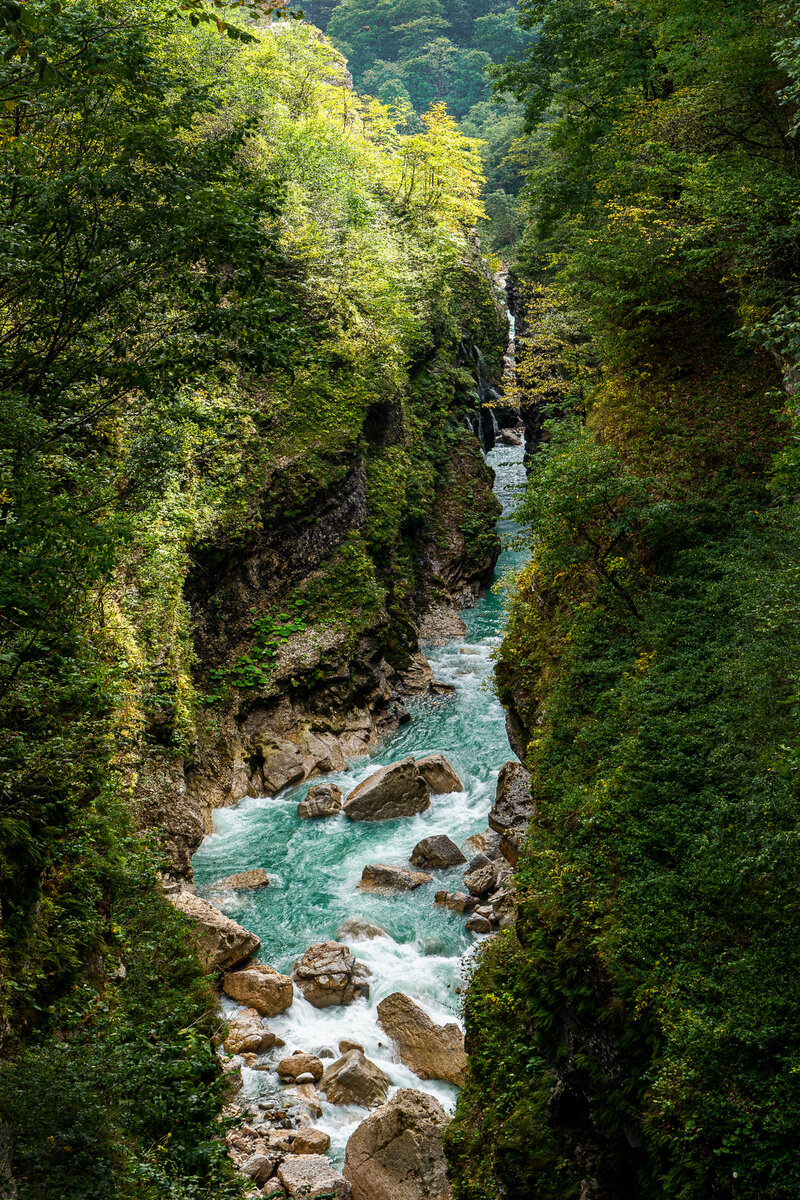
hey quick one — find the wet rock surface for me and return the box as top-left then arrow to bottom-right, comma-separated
410,834 -> 467,870
222,964 -> 294,1017
343,758 -> 430,822
358,863 -> 433,892
335,917 -> 387,941
320,1049 -> 391,1108
414,753 -> 463,794
377,992 -> 467,1086
292,941 -> 371,1008
225,1009 -> 283,1055
297,782 -> 343,819
344,1088 -> 452,1200
210,868 -> 271,891
168,891 -> 260,971
277,1053 -> 324,1083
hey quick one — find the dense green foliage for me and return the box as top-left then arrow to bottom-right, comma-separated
448,0 -> 800,1196
0,2 -> 504,1193
300,0 -> 529,248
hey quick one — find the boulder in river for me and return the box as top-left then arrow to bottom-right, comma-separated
278,1153 -> 351,1198
488,760 -> 534,836
465,914 -> 492,934
343,758 -> 430,822
415,753 -> 463,794
344,1087 -> 452,1200
277,1053 -> 324,1083
168,891 -> 260,971
292,941 -> 371,1007
320,1049 -> 391,1108
335,917 -> 387,941
434,890 -> 476,914
297,782 -> 343,819
290,1127 -> 331,1155
410,834 -> 466,870
210,868 -> 271,892
222,963 -> 294,1017
463,859 -> 500,897
358,863 -> 433,893
376,992 -> 467,1086
225,1009 -> 282,1055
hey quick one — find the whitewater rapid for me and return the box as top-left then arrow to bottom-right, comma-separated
192,441 -> 527,1166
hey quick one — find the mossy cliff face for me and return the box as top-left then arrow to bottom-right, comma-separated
132,262 -> 506,880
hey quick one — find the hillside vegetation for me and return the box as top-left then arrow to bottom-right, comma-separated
447,0 -> 800,1196
0,4 -> 505,1195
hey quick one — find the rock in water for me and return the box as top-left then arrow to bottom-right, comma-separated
277,1053 -> 324,1083
278,1153 -> 351,1198
222,963 -> 294,1016
320,1049 -> 391,1107
335,917 -> 387,941
224,1009 -> 281,1055
344,1088 -> 451,1200
343,757 -> 430,821
415,753 -> 463,794
168,891 -> 260,971
292,941 -> 371,1007
376,992 -> 467,1086
210,868 -> 271,892
297,782 -> 343,819
463,860 -> 499,897
410,835 -> 467,870
358,863 -> 433,892
488,760 -> 533,836
291,1128 -> 331,1155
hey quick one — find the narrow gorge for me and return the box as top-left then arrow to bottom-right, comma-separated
176,435 -> 527,1195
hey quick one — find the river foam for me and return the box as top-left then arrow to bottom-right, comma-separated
192,443 -> 527,1166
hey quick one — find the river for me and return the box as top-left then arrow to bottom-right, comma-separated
192,440 -> 527,1166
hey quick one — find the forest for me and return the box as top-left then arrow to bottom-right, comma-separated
1,0 -> 800,1197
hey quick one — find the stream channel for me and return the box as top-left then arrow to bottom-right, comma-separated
192,440 -> 527,1168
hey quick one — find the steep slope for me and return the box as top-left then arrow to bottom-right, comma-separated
448,0 -> 800,1196
0,7 -> 506,1197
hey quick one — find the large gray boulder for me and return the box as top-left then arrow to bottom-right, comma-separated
343,758 -> 430,822
221,963 -> 294,1016
488,760 -> 533,837
224,1008 -> 282,1055
358,863 -> 432,892
278,1154 -> 351,1198
377,992 -> 467,1086
410,835 -> 466,870
298,782 -> 343,819
320,1049 -> 391,1107
292,941 -> 371,1008
168,891 -> 260,971
415,753 -> 462,793
344,1088 -> 452,1200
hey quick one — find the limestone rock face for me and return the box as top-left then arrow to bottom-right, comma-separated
225,1009 -> 281,1055
410,835 -> 466,870
222,963 -> 294,1017
343,758 -> 430,822
344,1088 -> 452,1200
415,753 -> 462,794
320,1049 -> 391,1108
297,782 -> 343,819
358,863 -> 433,893
168,891 -> 260,971
488,760 -> 533,836
377,992 -> 467,1086
335,917 -> 387,941
277,1053 -> 324,1083
278,1153 -> 352,1198
211,868 -> 271,892
292,941 -> 371,1008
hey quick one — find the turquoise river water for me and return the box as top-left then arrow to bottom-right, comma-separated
192,441 -> 527,1165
